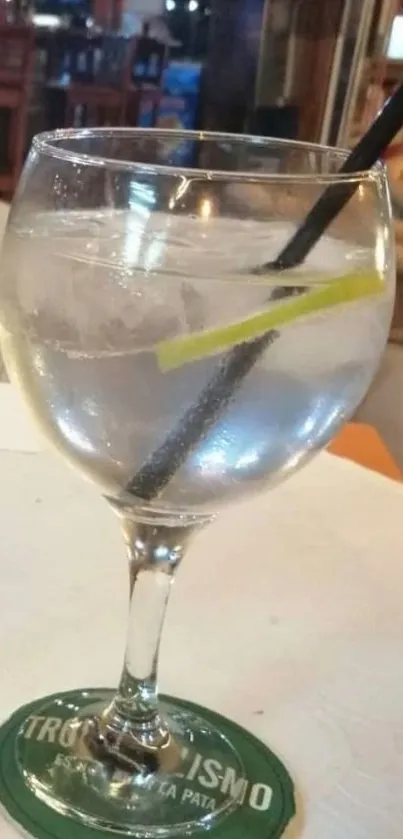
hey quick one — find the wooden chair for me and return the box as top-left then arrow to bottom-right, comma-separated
44,29 -> 102,85
0,25 -> 34,197
65,35 -> 168,129
65,35 -> 136,128
126,36 -> 168,127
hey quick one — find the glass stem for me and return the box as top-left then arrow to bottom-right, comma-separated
90,517 -> 197,774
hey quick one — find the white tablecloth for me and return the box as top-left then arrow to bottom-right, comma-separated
1,383 -> 403,838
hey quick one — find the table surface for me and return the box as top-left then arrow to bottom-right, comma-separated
0,383 -> 403,838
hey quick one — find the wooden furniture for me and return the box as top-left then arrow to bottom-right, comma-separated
126,36 -> 168,127
0,24 -> 34,197
42,29 -> 103,85
65,35 -> 168,129
65,35 -> 135,127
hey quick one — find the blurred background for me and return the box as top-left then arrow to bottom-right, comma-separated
0,0 -> 402,194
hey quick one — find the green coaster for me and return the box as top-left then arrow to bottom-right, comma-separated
0,689 -> 295,839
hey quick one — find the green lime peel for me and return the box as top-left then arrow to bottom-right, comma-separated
156,269 -> 384,372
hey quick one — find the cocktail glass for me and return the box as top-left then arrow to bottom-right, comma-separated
0,128 -> 395,836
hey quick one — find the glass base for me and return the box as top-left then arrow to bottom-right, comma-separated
17,689 -> 244,836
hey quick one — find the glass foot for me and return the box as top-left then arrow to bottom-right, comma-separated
17,689 -> 244,836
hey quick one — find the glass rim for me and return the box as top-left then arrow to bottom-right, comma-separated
32,127 -> 387,184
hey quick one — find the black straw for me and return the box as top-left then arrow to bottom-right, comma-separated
126,84 -> 403,501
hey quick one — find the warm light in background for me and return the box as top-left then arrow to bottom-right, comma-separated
199,198 -> 212,220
